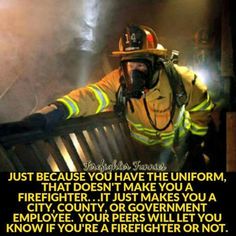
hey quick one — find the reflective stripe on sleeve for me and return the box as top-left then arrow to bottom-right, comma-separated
87,84 -> 110,113
57,95 -> 80,119
183,111 -> 191,130
190,122 -> 208,136
189,93 -> 215,112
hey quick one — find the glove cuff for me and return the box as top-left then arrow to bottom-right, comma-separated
51,102 -> 69,120
37,102 -> 69,120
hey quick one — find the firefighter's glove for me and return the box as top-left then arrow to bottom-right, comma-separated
22,102 -> 68,131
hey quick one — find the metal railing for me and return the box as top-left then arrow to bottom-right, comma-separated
0,112 -> 137,171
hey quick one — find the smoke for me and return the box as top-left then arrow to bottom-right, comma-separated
0,0 -> 115,122
0,0 -> 222,123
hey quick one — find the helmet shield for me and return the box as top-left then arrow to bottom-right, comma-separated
112,24 -> 167,57
121,25 -> 154,52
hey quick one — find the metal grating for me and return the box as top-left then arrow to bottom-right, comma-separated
0,112 -> 137,171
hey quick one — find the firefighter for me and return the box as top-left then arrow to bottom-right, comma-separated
23,25 -> 214,171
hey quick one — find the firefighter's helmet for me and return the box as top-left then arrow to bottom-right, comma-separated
112,25 -> 167,57
113,25 -> 167,89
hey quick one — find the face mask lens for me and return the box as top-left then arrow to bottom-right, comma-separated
122,66 -> 147,98
130,70 -> 146,89
121,58 -> 155,98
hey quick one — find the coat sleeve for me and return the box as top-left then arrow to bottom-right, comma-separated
175,65 -> 215,136
56,69 -> 121,118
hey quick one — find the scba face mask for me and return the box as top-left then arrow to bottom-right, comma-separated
122,69 -> 147,99
121,60 -> 150,99
120,58 -> 159,99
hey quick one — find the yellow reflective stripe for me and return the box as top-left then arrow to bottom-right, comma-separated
127,118 -> 157,134
162,139 -> 173,147
161,134 -> 174,140
183,111 -> 191,130
129,125 -> 158,137
87,84 -> 110,113
160,132 -> 174,147
130,131 -> 161,145
178,125 -> 188,138
174,109 -> 190,138
190,122 -> 208,136
189,94 -> 214,112
143,131 -> 158,137
160,131 -> 174,137
57,95 -> 79,119
179,129 -> 186,138
160,132 -> 175,146
130,131 -> 151,145
130,130 -> 173,147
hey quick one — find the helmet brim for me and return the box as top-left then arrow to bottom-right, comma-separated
112,48 -> 167,57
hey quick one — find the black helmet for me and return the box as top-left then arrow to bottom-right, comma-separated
112,24 -> 167,57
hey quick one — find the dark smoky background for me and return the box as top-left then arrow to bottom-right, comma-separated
0,0 -> 228,122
